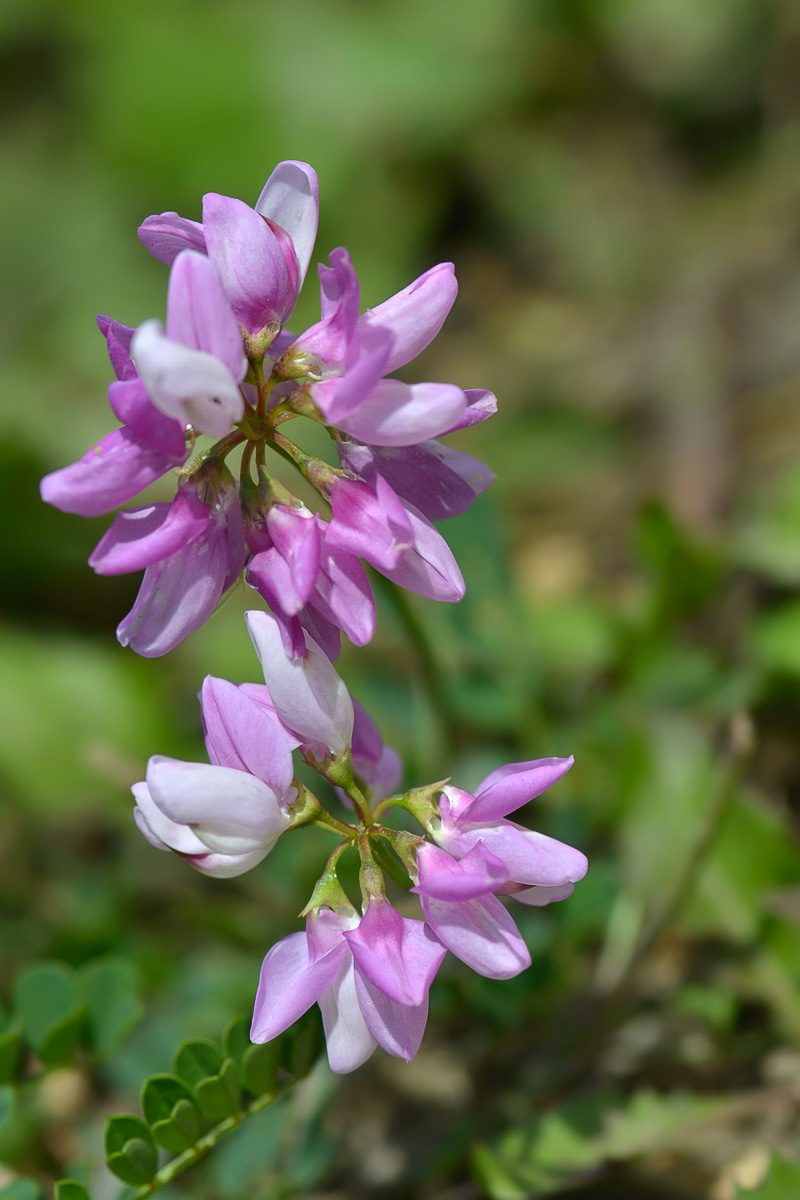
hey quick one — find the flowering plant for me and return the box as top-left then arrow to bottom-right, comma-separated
40,161 -> 587,1191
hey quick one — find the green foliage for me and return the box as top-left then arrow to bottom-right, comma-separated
224,1017 -> 279,1098
0,1182 -> 42,1200
104,1114 -> 158,1186
141,1074 -> 202,1152
13,962 -> 83,1066
736,1156 -> 800,1198
475,1089 -> 731,1198
0,957 -> 142,1085
70,1012 -> 325,1198
54,1182 -> 91,1200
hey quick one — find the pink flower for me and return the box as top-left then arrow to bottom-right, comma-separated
251,900 -> 445,1074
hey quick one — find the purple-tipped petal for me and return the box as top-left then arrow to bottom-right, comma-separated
353,969 -> 429,1063
464,756 -> 574,823
310,542 -> 376,647
326,476 -> 413,572
336,380 -> 466,448
338,438 -> 493,521
444,388 -> 497,433
116,519 -> 230,656
132,320 -> 244,437
200,676 -> 295,792
343,900 -> 445,1007
357,262 -> 458,374
138,212 -> 207,265
255,161 -> 319,293
107,379 -> 187,456
165,250 -> 247,379
378,502 -> 465,602
40,427 -> 185,517
413,842 -> 506,902
251,932 -> 345,1044
312,327 -> 394,423
442,821 -> 588,890
296,248 -> 360,364
420,891 -> 531,980
97,315 -> 137,380
203,193 -> 293,332
89,490 -> 211,576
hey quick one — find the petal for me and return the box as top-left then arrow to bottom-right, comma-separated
255,160 -> 319,293
97,314 -> 136,380
378,502 -> 464,602
200,675 -> 295,793
165,250 -> 247,379
266,505 -> 322,608
138,212 -> 207,264
337,380 -> 466,448
146,756 -> 288,833
464,756 -> 574,823
343,900 -> 445,1007
40,427 -> 184,517
311,544 -> 376,646
444,388 -> 497,433
512,882 -> 576,906
89,490 -> 211,576
337,438 -> 493,521
107,379 -> 187,456
312,327 -> 393,423
132,781 -> 209,855
245,610 -> 354,754
420,892 -> 531,980
357,262 -> 458,374
131,320 -> 244,438
326,476 -> 413,572
446,823 -> 588,889
354,969 -> 429,1063
295,247 -> 360,364
319,956 -> 377,1073
412,842 -> 506,901
251,932 -> 345,1043
203,193 -> 292,332
116,522 -> 229,656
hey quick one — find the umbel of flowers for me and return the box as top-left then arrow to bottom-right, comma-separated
41,161 -> 587,1074
136,611 -> 587,1073
41,161 -> 494,660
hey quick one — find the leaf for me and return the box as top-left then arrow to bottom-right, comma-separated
12,962 -> 84,1065
173,1038 -> 224,1089
194,1057 -> 241,1121
736,1155 -> 800,1198
104,1114 -> 158,1186
223,1017 -> 278,1097
79,958 -> 143,1059
280,1007 -> 323,1079
141,1073 -> 202,1152
55,1182 -> 92,1200
240,1042 -> 279,1098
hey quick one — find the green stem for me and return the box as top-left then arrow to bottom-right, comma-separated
129,1087 -> 290,1199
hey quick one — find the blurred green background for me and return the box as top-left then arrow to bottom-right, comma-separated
4,0 -> 800,1196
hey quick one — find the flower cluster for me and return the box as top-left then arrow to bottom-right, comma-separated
41,161 -> 495,659
135,611 -> 587,1073
43,161 -> 587,1076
